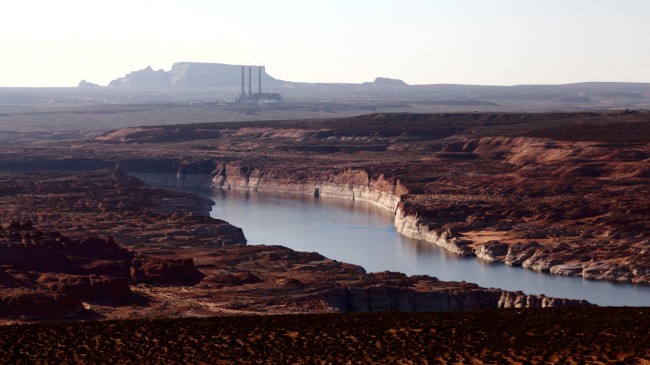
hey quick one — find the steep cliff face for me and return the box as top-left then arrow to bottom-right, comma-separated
157,245 -> 593,317
204,146 -> 650,285
496,291 -> 588,308
393,208 -> 474,255
210,161 -> 477,258
324,285 -> 590,313
212,162 -> 405,212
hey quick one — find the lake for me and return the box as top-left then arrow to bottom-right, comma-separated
133,173 -> 650,307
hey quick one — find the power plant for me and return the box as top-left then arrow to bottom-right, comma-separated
236,65 -> 282,104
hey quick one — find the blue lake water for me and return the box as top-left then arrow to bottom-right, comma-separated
134,173 -> 650,307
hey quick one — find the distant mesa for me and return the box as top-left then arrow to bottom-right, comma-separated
78,80 -> 100,88
108,65 -> 171,88
372,77 -> 408,86
108,62 -> 412,90
93,61 -> 650,111
108,62 -> 280,89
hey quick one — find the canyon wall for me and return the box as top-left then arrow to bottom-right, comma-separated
193,130 -> 649,286
212,162 -> 404,213
393,210 -> 474,256
324,285 -> 590,313
208,161 -> 478,260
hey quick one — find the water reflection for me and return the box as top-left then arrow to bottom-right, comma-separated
131,173 -> 650,307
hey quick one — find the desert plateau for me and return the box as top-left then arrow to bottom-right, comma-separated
0,102 -> 648,361
1,28 -> 650,362
5,0 -> 650,361
1,110 -> 648,284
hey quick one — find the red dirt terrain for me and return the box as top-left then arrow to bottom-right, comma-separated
1,308 -> 649,364
12,110 -> 642,285
0,170 -> 245,248
0,111 -> 647,320
0,110 -> 647,362
0,221 -> 205,320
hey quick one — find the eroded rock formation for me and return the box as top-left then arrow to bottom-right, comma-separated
0,221 -> 222,320
0,222 -> 133,319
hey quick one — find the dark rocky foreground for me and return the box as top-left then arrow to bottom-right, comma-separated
1,308 -> 648,364
0,221 -> 203,319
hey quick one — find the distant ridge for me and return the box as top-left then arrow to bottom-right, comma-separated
369,77 -> 408,86
108,62 -> 280,88
0,61 -> 642,109
105,63 -> 650,102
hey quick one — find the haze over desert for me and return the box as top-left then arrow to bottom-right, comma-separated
1,1 -> 649,363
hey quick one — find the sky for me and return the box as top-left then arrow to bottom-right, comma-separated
1,0 -> 649,87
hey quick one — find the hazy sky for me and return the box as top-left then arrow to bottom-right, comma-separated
2,0 -> 649,87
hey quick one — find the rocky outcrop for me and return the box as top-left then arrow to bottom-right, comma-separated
212,162 -> 405,213
108,66 -> 171,88
496,291 -> 589,308
198,271 -> 263,288
36,274 -> 132,302
0,222 -> 133,277
324,286 -> 485,312
474,241 -> 509,262
504,242 -> 544,267
0,222 -> 211,320
135,245 -> 592,318
0,222 -> 135,316
0,292 -> 82,320
324,285 -> 590,313
131,256 -> 204,285
393,210 -> 474,255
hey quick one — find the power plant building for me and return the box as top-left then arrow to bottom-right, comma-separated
236,65 -> 282,104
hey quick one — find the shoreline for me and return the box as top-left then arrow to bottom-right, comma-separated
132,169 -> 650,289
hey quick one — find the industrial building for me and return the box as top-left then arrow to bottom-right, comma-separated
236,65 -> 283,104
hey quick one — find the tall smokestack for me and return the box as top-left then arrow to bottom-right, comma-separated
258,66 -> 262,94
248,66 -> 252,96
241,66 -> 245,96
